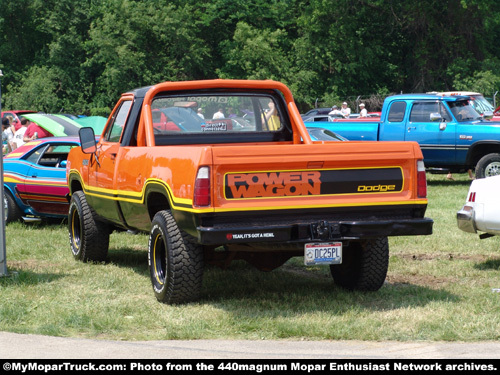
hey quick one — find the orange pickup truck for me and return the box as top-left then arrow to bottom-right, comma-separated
66,79 -> 433,304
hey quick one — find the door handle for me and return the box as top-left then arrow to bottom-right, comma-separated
407,126 -> 416,131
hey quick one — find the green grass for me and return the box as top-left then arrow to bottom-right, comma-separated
1,172 -> 500,341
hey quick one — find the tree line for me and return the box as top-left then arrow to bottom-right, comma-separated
1,0 -> 500,115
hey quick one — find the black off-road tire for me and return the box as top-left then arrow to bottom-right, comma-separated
148,210 -> 204,304
475,153 -> 500,179
68,191 -> 110,262
330,237 -> 389,291
4,190 -> 22,224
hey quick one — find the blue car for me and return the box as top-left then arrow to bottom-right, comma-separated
306,126 -> 348,141
3,137 -> 80,223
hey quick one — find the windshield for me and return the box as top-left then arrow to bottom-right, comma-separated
469,95 -> 494,114
447,100 -> 482,122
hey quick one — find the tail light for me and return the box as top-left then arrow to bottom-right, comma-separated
417,160 -> 427,198
194,166 -> 211,207
468,192 -> 476,202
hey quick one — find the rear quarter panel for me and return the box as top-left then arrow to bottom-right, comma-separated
469,175 -> 500,234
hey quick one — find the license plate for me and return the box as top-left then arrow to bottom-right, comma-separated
304,242 -> 342,265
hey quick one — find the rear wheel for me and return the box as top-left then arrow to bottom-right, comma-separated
148,210 -> 204,304
475,153 -> 500,178
330,237 -> 389,291
68,191 -> 110,262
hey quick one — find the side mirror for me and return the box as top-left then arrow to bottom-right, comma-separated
439,122 -> 447,131
79,127 -> 97,154
483,111 -> 494,120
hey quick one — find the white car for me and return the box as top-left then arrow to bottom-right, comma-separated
457,175 -> 500,238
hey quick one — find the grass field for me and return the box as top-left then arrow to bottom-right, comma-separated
1,173 -> 499,341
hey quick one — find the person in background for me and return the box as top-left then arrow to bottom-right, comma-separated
329,105 -> 342,117
264,100 -> 280,130
23,121 -> 53,142
5,115 -> 14,127
2,118 -> 16,154
340,102 -> 351,118
197,108 -> 205,119
212,108 -> 225,119
359,103 -> 368,117
12,118 -> 30,149
6,115 -> 22,132
447,169 -> 474,181
227,107 -> 237,118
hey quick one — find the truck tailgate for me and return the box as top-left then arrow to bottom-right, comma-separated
211,141 -> 425,212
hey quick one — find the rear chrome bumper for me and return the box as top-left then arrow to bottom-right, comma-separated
457,205 -> 476,233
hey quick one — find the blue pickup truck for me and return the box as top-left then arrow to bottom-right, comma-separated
305,94 -> 500,178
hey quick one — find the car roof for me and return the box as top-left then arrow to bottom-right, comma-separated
26,136 -> 80,143
4,136 -> 80,159
386,93 -> 470,102
1,110 -> 37,117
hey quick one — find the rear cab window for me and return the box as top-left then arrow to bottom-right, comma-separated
387,101 -> 407,122
150,91 -> 293,145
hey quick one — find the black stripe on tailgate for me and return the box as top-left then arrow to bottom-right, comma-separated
224,167 -> 403,199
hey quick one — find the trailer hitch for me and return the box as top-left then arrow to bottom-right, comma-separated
310,221 -> 341,240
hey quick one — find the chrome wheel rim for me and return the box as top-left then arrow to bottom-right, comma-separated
3,196 -> 7,222
485,162 -> 500,177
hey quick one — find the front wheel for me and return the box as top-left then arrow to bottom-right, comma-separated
475,153 -> 500,178
68,191 -> 110,262
148,210 -> 204,304
330,237 -> 389,291
4,190 -> 22,224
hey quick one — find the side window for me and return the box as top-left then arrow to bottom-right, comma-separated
104,100 -> 132,142
438,103 -> 452,122
410,102 -> 432,122
25,146 -> 45,164
410,102 -> 453,123
25,143 -> 77,168
387,101 -> 406,122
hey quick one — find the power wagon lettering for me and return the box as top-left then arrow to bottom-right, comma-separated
226,171 -> 321,198
225,167 -> 403,199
